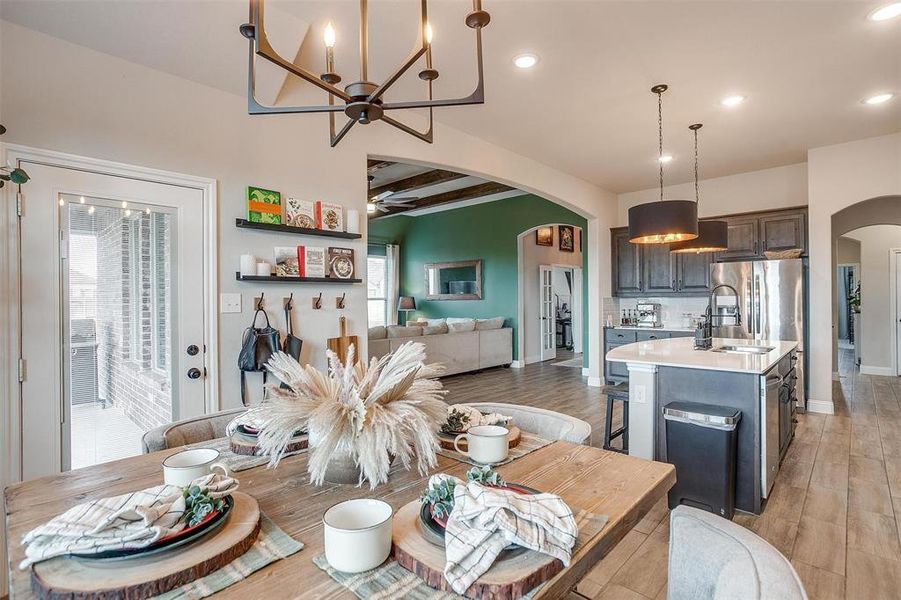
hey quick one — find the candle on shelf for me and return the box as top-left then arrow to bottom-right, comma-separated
240,254 -> 257,277
346,209 -> 360,234
256,261 -> 272,276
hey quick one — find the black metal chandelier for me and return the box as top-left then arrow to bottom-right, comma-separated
628,84 -> 698,244
240,0 -> 491,147
670,123 -> 729,253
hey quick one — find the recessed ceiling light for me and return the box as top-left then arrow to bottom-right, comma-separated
862,92 -> 895,105
658,154 -> 673,164
721,95 -> 746,107
513,53 -> 539,69
869,3 -> 901,21
367,203 -> 377,213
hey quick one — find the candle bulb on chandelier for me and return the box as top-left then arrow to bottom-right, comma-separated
425,22 -> 433,69
324,22 -> 336,72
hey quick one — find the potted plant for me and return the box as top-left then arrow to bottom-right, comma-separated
254,342 -> 447,489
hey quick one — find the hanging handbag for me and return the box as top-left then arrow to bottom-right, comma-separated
283,300 -> 303,361
238,307 -> 281,405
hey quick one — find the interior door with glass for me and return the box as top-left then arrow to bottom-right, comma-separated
18,163 -> 207,479
539,265 -> 556,362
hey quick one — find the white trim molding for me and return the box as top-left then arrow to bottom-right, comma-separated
806,399 -> 836,415
510,360 -> 525,369
587,376 -> 603,387
1,144 -> 219,488
859,365 -> 896,376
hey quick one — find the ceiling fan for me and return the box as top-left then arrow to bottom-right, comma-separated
369,189 -> 418,213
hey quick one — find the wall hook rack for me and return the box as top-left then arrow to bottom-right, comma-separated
283,292 -> 294,310
255,292 -> 265,310
336,293 -> 346,310
312,292 -> 323,310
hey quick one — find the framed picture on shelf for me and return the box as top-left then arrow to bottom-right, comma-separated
328,247 -> 355,279
303,246 -> 326,278
285,197 -> 316,228
559,225 -> 575,252
316,201 -> 344,232
247,186 -> 282,224
536,227 -> 553,247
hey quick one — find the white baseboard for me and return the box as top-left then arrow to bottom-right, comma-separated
581,368 -> 590,376
806,399 -> 835,415
510,360 -> 525,369
587,376 -> 603,388
524,355 -> 541,365
860,365 -> 896,376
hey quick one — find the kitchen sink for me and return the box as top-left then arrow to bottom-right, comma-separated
711,345 -> 775,355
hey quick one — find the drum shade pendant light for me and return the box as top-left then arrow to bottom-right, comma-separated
628,85 -> 698,244
670,124 -> 728,253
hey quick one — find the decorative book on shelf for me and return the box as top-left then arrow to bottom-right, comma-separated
247,186 -> 281,225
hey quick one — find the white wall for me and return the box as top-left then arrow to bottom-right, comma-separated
844,226 -> 901,375
836,236 -> 861,265
617,162 -> 808,225
808,133 -> 901,412
521,228 -> 582,363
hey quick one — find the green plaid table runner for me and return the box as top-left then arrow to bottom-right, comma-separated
154,514 -> 303,599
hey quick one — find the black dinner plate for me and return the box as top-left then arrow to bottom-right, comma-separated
70,495 -> 234,562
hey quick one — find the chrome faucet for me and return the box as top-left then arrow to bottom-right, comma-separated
705,283 -> 742,340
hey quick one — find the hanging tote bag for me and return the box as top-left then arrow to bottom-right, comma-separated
238,308 -> 281,405
283,301 -> 303,361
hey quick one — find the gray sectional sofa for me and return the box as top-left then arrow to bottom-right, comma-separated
368,317 -> 513,376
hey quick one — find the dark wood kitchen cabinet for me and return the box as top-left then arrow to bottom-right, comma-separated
759,210 -> 806,254
676,251 -> 712,293
612,229 -> 642,296
642,244 -> 678,294
716,216 -> 761,261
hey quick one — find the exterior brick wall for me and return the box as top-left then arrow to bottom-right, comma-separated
94,209 -> 172,431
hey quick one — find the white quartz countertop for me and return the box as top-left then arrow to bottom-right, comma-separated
605,337 -> 798,374
606,325 -> 695,332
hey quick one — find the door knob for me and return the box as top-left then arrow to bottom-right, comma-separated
186,344 -> 200,356
187,367 -> 203,380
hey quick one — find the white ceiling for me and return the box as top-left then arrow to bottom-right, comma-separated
2,0 -> 899,192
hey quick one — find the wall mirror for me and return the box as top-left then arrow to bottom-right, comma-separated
424,260 -> 482,300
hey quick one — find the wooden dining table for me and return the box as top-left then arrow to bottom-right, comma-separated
5,441 -> 675,599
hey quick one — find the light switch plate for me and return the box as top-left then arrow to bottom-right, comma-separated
633,385 -> 647,404
220,293 -> 242,313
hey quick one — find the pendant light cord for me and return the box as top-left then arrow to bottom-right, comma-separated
694,126 -> 699,206
658,90 -> 664,202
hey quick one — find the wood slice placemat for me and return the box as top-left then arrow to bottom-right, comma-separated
392,499 -> 562,600
438,426 -> 521,452
31,492 -> 261,600
229,432 -> 309,456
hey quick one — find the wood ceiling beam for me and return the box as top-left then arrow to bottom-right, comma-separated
368,169 -> 468,199
370,181 -> 515,218
367,160 -> 393,173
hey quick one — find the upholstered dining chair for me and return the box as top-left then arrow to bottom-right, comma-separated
668,505 -> 808,600
460,402 -> 592,445
141,408 -> 247,453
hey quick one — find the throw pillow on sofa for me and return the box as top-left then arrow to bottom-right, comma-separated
422,323 -> 449,335
425,318 -> 446,327
475,317 -> 505,330
387,325 -> 423,338
447,320 -> 476,333
368,326 -> 387,340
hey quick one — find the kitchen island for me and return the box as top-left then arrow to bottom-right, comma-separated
606,336 -> 798,514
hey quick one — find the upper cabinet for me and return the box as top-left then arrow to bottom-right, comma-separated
612,229 -> 642,296
611,206 -> 807,297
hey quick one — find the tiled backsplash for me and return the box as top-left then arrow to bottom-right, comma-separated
603,296 -> 708,329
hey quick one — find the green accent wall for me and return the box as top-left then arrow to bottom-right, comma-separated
368,194 -> 588,364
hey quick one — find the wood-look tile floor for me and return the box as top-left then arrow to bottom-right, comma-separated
443,349 -> 901,600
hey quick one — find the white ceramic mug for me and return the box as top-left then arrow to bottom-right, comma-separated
454,425 -> 510,464
323,498 -> 393,573
162,448 -> 230,487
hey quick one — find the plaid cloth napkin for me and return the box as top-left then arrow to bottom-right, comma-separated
19,473 -> 237,568
434,474 -> 579,595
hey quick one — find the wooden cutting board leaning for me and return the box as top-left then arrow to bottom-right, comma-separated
327,316 -> 358,364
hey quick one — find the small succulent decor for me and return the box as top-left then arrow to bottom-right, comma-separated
441,407 -> 471,433
182,485 -> 226,527
421,466 -> 506,519
0,125 -> 30,189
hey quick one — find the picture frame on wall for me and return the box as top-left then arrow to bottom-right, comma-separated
536,227 -> 553,247
559,225 -> 575,252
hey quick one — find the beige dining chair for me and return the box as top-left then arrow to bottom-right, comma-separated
668,505 -> 808,599
460,402 -> 592,445
142,408 -> 247,453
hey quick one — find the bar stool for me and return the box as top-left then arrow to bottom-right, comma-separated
602,383 -> 630,453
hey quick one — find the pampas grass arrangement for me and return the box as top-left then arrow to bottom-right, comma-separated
253,341 -> 448,489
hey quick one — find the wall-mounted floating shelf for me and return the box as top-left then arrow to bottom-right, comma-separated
235,272 -> 361,284
235,218 -> 362,240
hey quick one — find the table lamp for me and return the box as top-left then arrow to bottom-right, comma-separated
398,296 -> 416,325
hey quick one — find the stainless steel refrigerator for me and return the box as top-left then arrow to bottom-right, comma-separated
710,258 -> 807,408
